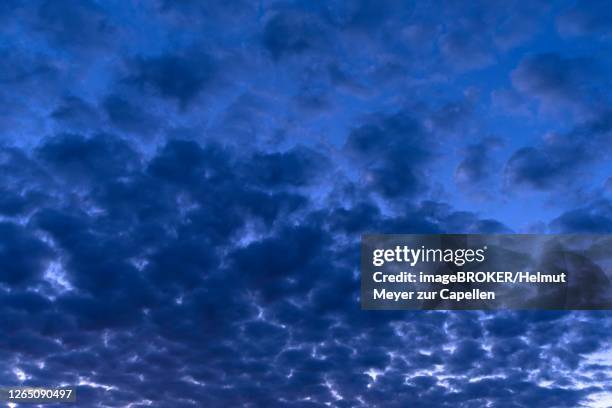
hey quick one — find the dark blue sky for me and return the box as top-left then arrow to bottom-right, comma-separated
1,1 -> 612,407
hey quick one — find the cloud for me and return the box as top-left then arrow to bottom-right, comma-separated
439,31 -> 494,71
0,222 -> 52,286
455,137 -> 503,187
262,11 -> 328,60
344,112 -> 434,199
504,113 -> 612,191
550,199 -> 612,233
36,133 -> 140,184
147,139 -> 229,185
511,53 -> 604,116
51,96 -> 101,131
103,94 -> 160,137
126,52 -> 216,108
35,0 -> 118,52
0,1 -> 610,407
0,134 -> 527,407
243,147 -> 330,189
557,0 -> 612,37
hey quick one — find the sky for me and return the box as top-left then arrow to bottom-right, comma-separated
0,0 -> 612,407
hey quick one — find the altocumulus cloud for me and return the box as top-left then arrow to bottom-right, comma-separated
0,1 -> 611,407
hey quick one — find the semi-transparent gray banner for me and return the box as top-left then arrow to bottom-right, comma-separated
361,234 -> 612,310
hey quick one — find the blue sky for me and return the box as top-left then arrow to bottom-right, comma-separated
0,0 -> 611,407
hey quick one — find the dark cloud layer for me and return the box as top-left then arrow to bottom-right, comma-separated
127,52 -> 217,108
511,52 -> 605,116
345,113 -> 433,199
1,1 -> 611,407
505,113 -> 612,190
557,0 -> 612,37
